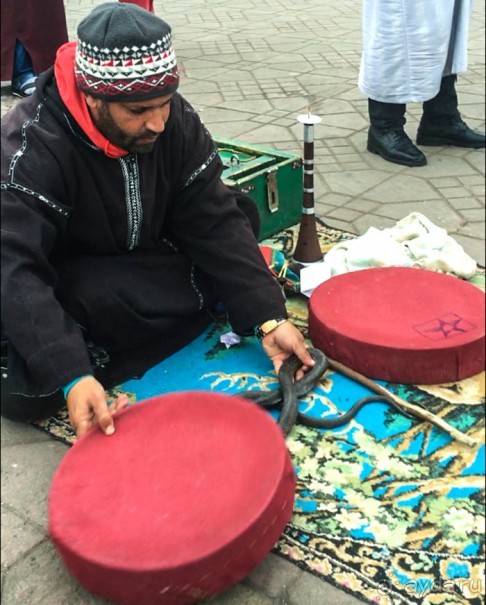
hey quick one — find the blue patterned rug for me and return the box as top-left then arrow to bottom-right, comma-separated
36,224 -> 485,605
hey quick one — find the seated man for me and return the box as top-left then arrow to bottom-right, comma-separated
1,2 -> 314,438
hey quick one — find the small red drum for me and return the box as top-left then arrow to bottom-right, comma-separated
49,392 -> 295,605
308,267 -> 485,384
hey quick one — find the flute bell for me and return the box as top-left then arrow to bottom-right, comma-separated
293,214 -> 323,264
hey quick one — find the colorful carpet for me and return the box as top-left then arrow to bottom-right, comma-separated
35,222 -> 485,605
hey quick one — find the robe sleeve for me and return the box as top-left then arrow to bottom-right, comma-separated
168,101 -> 288,335
1,188 -> 93,393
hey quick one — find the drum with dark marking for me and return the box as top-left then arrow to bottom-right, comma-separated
308,267 -> 485,384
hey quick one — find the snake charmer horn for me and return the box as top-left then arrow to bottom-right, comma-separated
292,111 -> 323,265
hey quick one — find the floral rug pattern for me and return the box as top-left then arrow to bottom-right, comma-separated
34,222 -> 485,605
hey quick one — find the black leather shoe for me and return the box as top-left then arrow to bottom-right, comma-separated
417,118 -> 486,148
367,127 -> 427,167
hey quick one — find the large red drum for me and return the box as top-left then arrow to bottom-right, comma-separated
308,267 -> 485,384
49,392 -> 296,605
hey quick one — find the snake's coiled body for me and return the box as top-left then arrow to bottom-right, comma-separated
239,347 -> 411,437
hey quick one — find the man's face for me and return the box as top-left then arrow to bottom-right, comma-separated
85,93 -> 173,154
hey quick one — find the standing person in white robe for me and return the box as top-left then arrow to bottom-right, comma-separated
359,0 -> 485,167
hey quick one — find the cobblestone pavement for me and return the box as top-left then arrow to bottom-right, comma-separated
1,0 -> 484,604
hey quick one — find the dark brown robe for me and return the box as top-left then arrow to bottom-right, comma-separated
1,69 -> 287,396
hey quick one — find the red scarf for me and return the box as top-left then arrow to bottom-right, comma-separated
54,42 -> 128,159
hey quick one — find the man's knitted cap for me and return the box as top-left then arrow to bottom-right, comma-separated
75,2 -> 179,102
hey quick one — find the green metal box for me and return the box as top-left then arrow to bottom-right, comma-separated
214,136 -> 303,241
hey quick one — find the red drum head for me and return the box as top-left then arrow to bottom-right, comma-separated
308,267 -> 485,384
49,392 -> 295,605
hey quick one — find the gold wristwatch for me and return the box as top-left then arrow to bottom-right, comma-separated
254,317 -> 288,341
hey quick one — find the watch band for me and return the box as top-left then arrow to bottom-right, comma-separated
254,317 -> 288,341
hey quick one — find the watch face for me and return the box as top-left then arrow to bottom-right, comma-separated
262,320 -> 277,335
255,318 -> 287,340
263,320 -> 277,332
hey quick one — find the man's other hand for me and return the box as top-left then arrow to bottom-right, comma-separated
66,376 -> 129,438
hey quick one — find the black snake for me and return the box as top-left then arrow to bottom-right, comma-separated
239,347 -> 413,437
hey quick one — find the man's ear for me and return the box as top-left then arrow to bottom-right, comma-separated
84,94 -> 101,114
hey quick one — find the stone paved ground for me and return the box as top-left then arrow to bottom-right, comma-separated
1,0 -> 484,604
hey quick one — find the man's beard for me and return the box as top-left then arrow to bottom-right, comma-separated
95,102 -> 160,154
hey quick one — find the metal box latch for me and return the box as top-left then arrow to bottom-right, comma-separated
266,169 -> 279,213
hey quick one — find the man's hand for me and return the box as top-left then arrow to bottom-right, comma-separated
261,321 -> 315,380
66,376 -> 129,438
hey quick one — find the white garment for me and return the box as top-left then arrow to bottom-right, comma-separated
358,0 -> 473,103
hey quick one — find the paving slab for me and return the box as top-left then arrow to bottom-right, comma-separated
1,506 -> 45,570
1,540 -> 109,605
245,554 -> 302,599
1,417 -> 52,447
1,440 -> 69,529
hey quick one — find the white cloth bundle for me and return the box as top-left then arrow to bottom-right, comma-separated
324,212 -> 477,279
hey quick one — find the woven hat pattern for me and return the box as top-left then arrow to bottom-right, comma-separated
74,2 -> 179,101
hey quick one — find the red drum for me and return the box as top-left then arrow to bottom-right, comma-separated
49,392 -> 295,605
308,267 -> 485,384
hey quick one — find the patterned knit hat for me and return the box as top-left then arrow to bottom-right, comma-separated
75,2 -> 179,102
